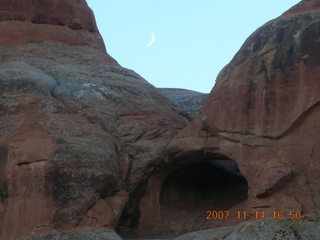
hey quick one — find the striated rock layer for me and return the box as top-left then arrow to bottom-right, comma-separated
0,0 -> 108,51
0,1 -> 189,239
135,0 -> 320,236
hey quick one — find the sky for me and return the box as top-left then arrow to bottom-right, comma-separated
87,0 -> 300,93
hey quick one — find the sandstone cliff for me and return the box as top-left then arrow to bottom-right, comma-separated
136,0 -> 320,236
0,1 -> 189,239
0,0 -> 107,50
1,0 -> 320,239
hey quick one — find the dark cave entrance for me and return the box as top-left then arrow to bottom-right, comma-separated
121,154 -> 249,237
156,156 -> 249,233
160,160 -> 248,211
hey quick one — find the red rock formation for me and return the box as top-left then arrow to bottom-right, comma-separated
4,0 -> 320,238
0,0 -> 97,31
135,0 -> 320,236
0,0 -> 110,53
0,1 -> 189,239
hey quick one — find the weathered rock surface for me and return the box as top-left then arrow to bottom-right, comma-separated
2,0 -> 320,239
135,0 -> 320,237
157,88 -> 207,118
0,1 -> 188,239
15,229 -> 123,240
283,0 -> 320,16
0,0 -> 109,51
174,219 -> 320,240
124,219 -> 320,240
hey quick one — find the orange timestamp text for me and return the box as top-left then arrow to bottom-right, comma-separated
206,210 -> 302,220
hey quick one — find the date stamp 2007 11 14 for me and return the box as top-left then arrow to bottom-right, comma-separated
206,210 -> 302,220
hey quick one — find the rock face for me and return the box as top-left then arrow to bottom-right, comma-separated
0,1 -> 188,239
135,0 -> 320,237
282,0 -> 320,16
0,0 -> 107,50
157,88 -> 208,118
2,0 -> 320,239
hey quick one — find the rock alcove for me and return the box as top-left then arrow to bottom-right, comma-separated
134,152 -> 249,237
160,160 -> 248,211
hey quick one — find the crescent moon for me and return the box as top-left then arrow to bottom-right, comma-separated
147,32 -> 156,47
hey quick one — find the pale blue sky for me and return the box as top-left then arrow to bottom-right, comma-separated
87,0 -> 300,93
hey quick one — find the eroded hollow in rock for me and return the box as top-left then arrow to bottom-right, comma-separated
160,160 -> 248,211
125,154 -> 249,237
157,155 -> 248,233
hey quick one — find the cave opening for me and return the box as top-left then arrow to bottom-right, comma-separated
160,160 -> 248,210
157,155 -> 248,232
122,154 -> 249,237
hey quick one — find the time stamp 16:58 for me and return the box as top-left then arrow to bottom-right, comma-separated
206,210 -> 302,220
